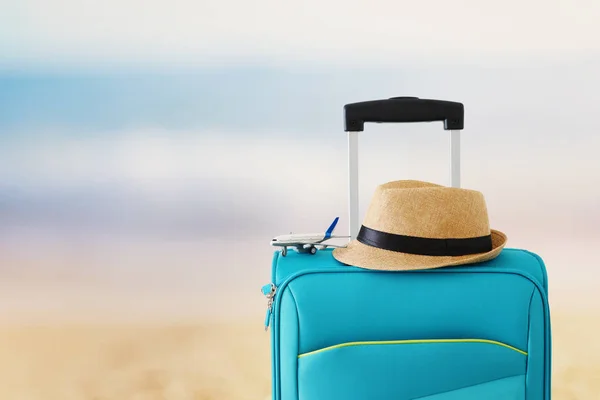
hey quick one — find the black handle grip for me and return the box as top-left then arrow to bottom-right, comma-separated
344,96 -> 464,132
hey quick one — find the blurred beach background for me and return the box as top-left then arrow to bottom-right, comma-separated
1,0 -> 600,398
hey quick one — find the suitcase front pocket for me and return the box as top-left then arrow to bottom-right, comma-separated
297,338 -> 527,400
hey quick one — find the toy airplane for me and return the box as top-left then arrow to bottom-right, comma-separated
270,217 -> 349,256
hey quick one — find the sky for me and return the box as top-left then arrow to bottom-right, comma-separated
2,0 -> 600,69
1,0 -> 599,318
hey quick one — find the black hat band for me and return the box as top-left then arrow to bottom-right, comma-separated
356,225 -> 493,257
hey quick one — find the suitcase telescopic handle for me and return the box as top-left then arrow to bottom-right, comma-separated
344,97 -> 464,132
343,96 -> 465,240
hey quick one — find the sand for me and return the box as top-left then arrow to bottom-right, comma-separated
0,320 -> 271,400
0,312 -> 596,400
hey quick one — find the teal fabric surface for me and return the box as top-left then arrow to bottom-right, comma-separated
265,248 -> 551,400
288,270 -> 533,354
414,375 -> 526,399
278,289 -> 299,400
527,289 -> 548,397
298,341 -> 525,399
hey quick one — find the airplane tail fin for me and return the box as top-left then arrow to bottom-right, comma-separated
324,217 -> 339,239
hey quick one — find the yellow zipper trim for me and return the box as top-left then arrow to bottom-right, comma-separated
298,338 -> 528,358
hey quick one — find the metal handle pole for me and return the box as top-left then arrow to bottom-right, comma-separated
348,132 -> 359,240
450,130 -> 461,188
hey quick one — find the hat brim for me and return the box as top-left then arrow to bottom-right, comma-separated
332,229 -> 507,271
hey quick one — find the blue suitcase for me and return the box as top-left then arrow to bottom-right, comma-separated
262,97 -> 552,400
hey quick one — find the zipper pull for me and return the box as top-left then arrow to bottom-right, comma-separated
264,306 -> 272,331
261,283 -> 277,331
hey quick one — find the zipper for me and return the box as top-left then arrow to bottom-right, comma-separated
267,265 -> 551,400
261,283 -> 277,331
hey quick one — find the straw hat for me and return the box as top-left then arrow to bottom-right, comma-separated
332,180 -> 507,271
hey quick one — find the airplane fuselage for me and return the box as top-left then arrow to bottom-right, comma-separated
270,233 -> 325,246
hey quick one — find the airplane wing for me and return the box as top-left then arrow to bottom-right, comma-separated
300,242 -> 348,248
319,243 -> 348,248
